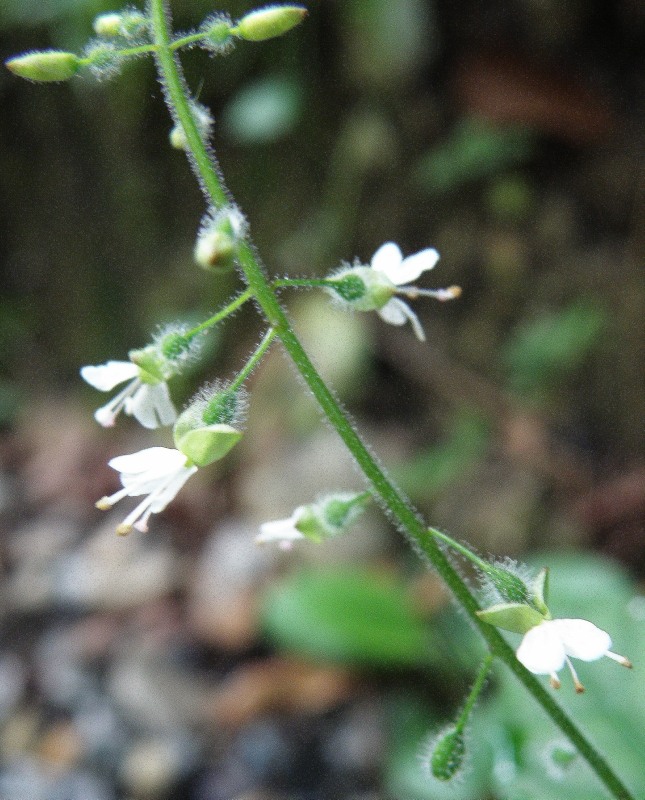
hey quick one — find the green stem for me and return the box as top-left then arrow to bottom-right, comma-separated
149,4 -> 635,798
230,327 -> 276,391
455,653 -> 494,733
185,288 -> 253,339
429,527 -> 493,573
272,277 -> 336,290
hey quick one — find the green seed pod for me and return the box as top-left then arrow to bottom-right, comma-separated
430,726 -> 465,781
234,5 -> 307,42
6,51 -> 81,82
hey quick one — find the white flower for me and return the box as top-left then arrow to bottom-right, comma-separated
256,508 -> 308,551
330,242 -> 460,341
516,618 -> 632,692
81,360 -> 176,429
96,447 -> 198,535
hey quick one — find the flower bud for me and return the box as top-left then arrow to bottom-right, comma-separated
93,13 -> 123,37
6,51 -> 81,82
194,206 -> 247,271
173,384 -> 246,467
428,726 -> 465,781
234,5 -> 307,42
93,10 -> 148,39
169,102 -> 213,150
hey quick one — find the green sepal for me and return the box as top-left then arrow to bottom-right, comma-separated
129,347 -> 165,383
175,423 -> 242,467
476,602 -> 545,634
531,567 -> 550,615
294,506 -> 325,543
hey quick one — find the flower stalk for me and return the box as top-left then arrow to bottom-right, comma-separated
147,3 -> 635,798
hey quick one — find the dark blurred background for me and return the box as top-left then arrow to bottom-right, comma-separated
0,1 -> 644,799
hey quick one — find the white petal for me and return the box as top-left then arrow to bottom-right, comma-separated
80,361 -> 139,391
377,297 -> 408,326
108,447 -> 186,476
552,619 -> 612,662
516,622 -> 567,674
256,511 -> 305,545
394,248 -> 440,284
378,298 -> 426,341
150,383 -> 177,426
125,383 -> 176,429
148,465 -> 198,512
370,242 -> 403,280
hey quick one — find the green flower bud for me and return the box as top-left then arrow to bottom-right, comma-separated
93,13 -> 124,37
234,5 -> 307,42
194,206 -> 246,271
170,102 -> 213,151
93,10 -> 148,38
6,51 -> 81,82
429,726 -> 465,781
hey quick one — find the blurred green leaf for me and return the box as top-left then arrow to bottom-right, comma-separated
221,74 -> 303,144
503,301 -> 606,397
395,410 -> 490,499
261,567 -> 435,668
339,0 -> 436,87
415,118 -> 536,195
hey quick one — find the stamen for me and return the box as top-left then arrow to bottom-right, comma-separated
401,285 -> 462,301
94,380 -> 138,427
565,657 -> 585,693
116,523 -> 133,536
549,673 -> 561,690
96,496 -> 113,511
606,651 -> 633,668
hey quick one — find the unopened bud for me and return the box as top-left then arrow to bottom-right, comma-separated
234,5 -> 307,42
194,206 -> 247,271
93,13 -> 123,37
429,726 -> 465,781
170,102 -> 213,150
93,10 -> 148,38
6,50 -> 81,82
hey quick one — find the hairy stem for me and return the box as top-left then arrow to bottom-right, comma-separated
149,3 -> 634,798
